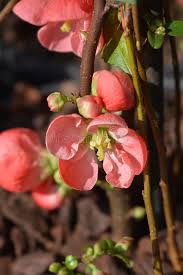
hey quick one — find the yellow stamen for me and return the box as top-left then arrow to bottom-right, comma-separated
89,128 -> 112,161
60,21 -> 72,33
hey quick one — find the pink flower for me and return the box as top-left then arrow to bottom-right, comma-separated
46,113 -> 147,190
32,178 -> 64,210
13,0 -> 104,57
0,128 -> 43,192
77,95 -> 103,118
93,70 -> 136,112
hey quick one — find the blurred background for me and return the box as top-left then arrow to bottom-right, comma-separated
0,1 -> 183,275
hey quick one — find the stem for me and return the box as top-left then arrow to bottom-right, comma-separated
164,0 -> 181,170
0,0 -> 19,23
123,6 -> 164,275
131,4 -> 141,51
80,0 -> 105,96
131,4 -> 183,272
143,80 -> 182,273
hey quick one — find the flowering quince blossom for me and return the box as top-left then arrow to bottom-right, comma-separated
0,128 -> 43,192
46,113 -> 147,190
92,70 -> 136,112
13,0 -> 104,57
32,178 -> 64,210
77,95 -> 103,118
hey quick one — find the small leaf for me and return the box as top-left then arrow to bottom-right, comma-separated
102,31 -> 131,74
167,20 -> 183,36
147,31 -> 164,49
102,9 -> 131,74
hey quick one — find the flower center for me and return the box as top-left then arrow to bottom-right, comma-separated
60,21 -> 72,33
89,128 -> 112,161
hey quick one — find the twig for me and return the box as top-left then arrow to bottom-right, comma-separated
131,3 -> 183,272
80,0 -> 105,96
131,4 -> 141,51
0,0 -> 19,23
123,5 -> 164,275
164,0 -> 181,171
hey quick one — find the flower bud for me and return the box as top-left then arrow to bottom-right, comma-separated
130,206 -> 146,221
0,128 -> 43,192
65,255 -> 78,270
92,70 -> 135,112
32,178 -> 64,210
49,262 -> 62,273
77,95 -> 103,118
47,92 -> 66,112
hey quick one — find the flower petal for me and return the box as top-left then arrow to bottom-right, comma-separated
46,114 -> 87,160
71,17 -> 104,57
103,148 -> 135,188
0,128 -> 42,192
13,0 -> 92,26
38,22 -> 75,53
32,178 -> 63,210
87,113 -> 128,139
119,129 -> 148,175
59,144 -> 98,191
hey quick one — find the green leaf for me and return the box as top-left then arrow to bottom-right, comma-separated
102,30 -> 131,74
101,9 -> 131,74
167,20 -> 183,36
147,31 -> 164,49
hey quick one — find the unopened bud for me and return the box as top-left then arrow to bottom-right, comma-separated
131,206 -> 146,220
77,95 -> 103,118
47,92 -> 66,112
65,255 -> 78,270
49,262 -> 62,273
92,70 -> 135,112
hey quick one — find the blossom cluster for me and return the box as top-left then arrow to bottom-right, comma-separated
0,128 -> 67,210
0,0 -> 148,201
46,70 -> 147,190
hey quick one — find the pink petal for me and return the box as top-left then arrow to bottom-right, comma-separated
71,17 -> 104,57
87,113 -> 128,139
119,129 -> 148,174
103,148 -> 135,188
59,144 -> 98,191
32,178 -> 63,210
38,22 -> 75,53
13,0 -> 92,26
46,114 -> 87,160
0,128 -> 42,192
80,0 -> 94,12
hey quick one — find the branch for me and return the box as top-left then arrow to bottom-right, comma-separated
0,0 -> 19,23
164,0 -> 181,169
80,0 -> 106,96
131,3 -> 183,272
123,5 -> 164,275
